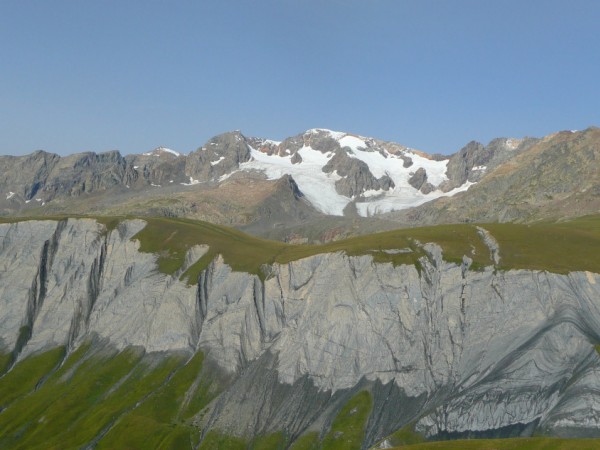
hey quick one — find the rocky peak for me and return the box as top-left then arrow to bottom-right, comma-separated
444,141 -> 487,189
323,149 -> 395,198
408,167 -> 435,194
442,137 -> 540,192
185,131 -> 252,182
203,131 -> 252,164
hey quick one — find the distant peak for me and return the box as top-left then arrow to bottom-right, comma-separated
143,147 -> 182,157
306,128 -> 347,140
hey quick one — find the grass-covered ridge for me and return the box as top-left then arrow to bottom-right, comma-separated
2,214 -> 599,278
395,436 -> 600,449
131,215 -> 600,280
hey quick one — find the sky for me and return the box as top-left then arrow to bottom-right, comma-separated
1,0 -> 600,156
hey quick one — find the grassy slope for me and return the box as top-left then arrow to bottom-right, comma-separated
322,391 -> 373,450
2,214 -> 599,280
485,215 -> 600,274
395,437 -> 600,449
131,215 -> 600,282
0,345 -> 217,450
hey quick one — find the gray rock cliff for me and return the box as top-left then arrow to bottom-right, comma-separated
1,219 -> 600,446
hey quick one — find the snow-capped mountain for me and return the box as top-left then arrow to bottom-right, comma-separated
3,126 -> 597,235
239,128 -> 473,216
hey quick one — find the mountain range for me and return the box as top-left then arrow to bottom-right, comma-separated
2,126 -> 597,242
0,126 -> 599,449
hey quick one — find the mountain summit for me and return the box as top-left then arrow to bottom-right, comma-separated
0,127 -> 596,240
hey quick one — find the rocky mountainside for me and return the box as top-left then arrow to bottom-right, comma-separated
1,217 -> 600,448
389,127 -> 600,225
4,126 -> 590,240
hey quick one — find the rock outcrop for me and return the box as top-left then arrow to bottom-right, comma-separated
408,167 -> 435,194
441,137 -> 538,191
322,149 -> 395,198
2,218 -> 600,447
186,130 -> 252,181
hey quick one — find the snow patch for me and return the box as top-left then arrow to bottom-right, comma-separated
6,192 -> 15,200
307,128 -> 345,140
473,165 -> 487,171
242,145 -> 348,215
210,156 -> 225,166
360,189 -> 385,198
161,147 -> 181,156
181,176 -> 201,186
505,139 -> 520,150
356,181 -> 474,216
339,135 -> 367,151
143,147 -> 181,157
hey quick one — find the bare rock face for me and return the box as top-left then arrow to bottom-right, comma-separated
185,131 -> 252,181
408,167 -> 427,190
290,152 -> 302,164
400,154 -> 414,168
322,149 -> 395,197
442,141 -> 486,191
0,150 -> 138,202
125,149 -> 187,186
391,128 -> 600,226
2,218 -> 600,447
0,151 -> 60,201
278,129 -> 342,157
0,219 -> 202,356
442,137 -> 539,192
408,167 -> 435,194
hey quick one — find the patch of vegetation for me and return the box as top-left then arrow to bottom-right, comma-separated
322,390 -> 373,450
289,432 -> 321,450
0,345 -> 217,450
5,214 -> 600,283
133,217 -> 494,283
181,360 -> 220,420
197,430 -> 247,450
134,215 -> 600,282
0,351 -> 11,375
96,215 -> 126,234
484,215 -> 600,274
0,347 -> 152,449
97,351 -> 208,449
0,347 -> 65,410
397,437 -> 600,449
251,431 -> 288,450
133,217 -> 286,278
385,422 -> 426,446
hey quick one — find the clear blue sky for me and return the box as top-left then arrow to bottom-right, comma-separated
1,0 -> 599,156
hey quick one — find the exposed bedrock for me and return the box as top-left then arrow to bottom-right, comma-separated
322,149 -> 395,197
1,219 -> 600,446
